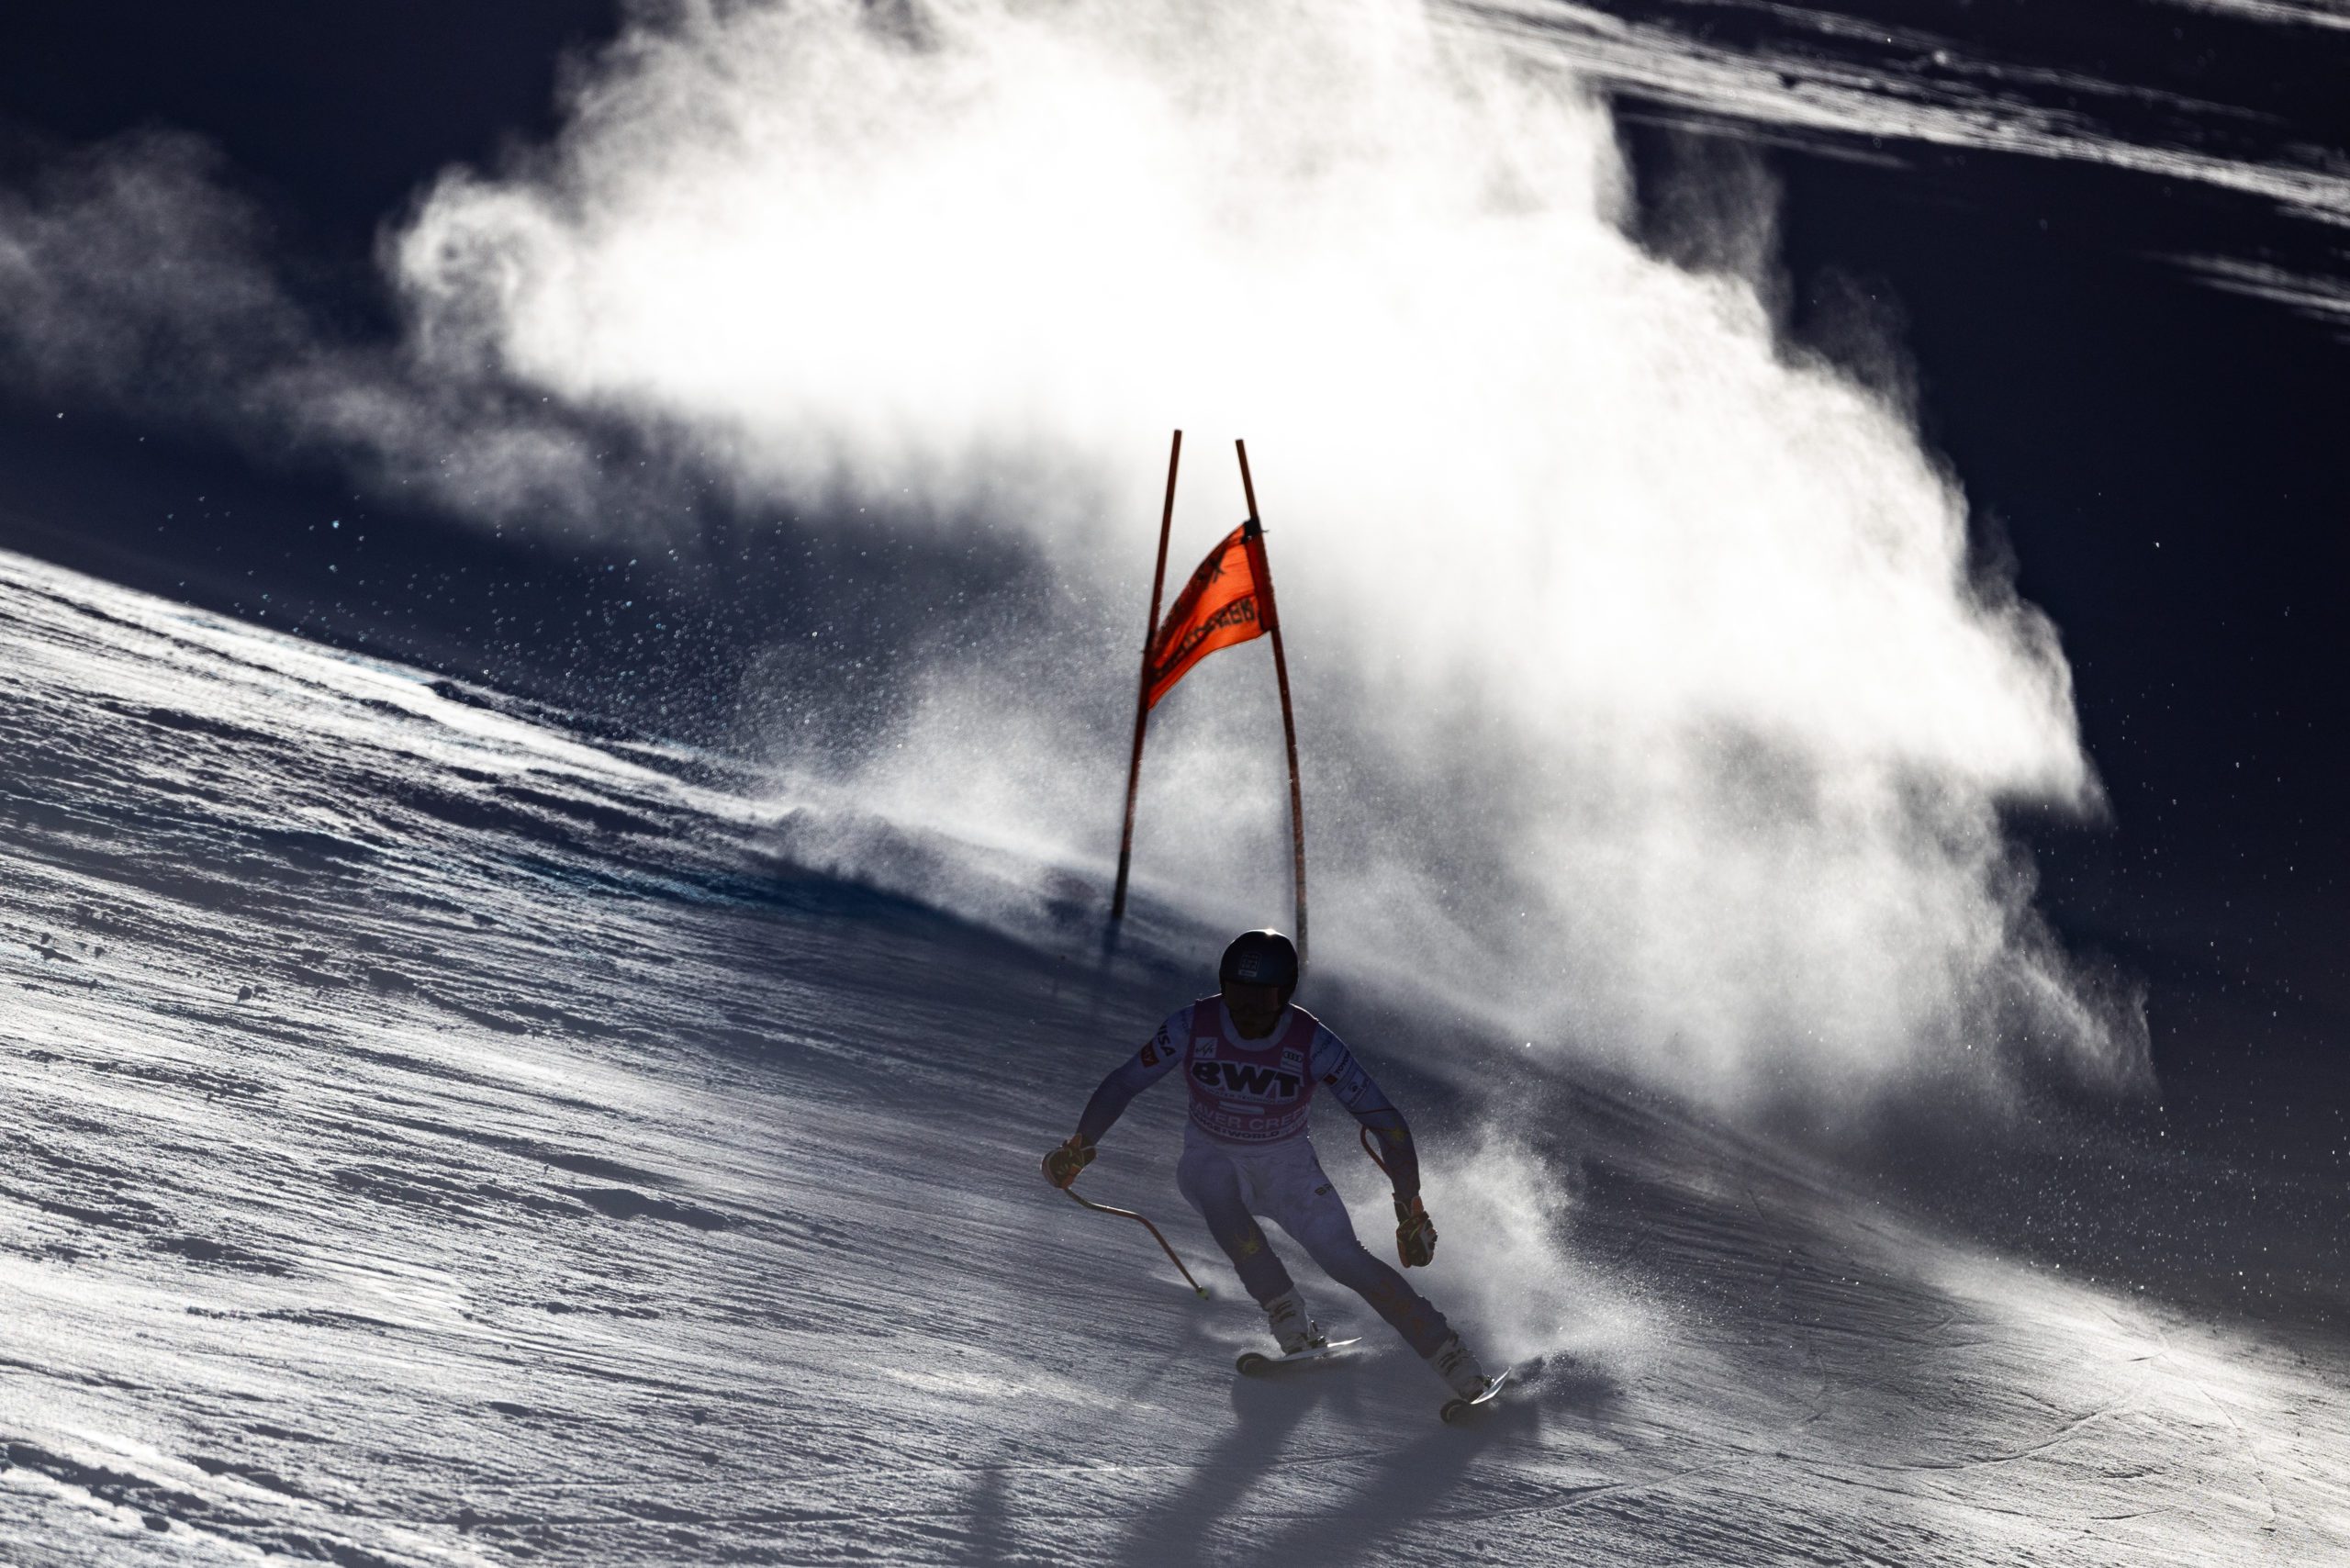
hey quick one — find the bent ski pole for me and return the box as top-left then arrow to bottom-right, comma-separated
1062,1187 -> 1210,1300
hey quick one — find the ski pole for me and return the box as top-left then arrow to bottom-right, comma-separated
1360,1125 -> 1391,1176
1061,1187 -> 1211,1300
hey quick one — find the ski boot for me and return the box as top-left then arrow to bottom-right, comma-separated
1429,1333 -> 1490,1397
1263,1288 -> 1326,1354
1429,1333 -> 1508,1422
1236,1290 -> 1352,1375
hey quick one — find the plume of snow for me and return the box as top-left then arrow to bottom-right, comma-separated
0,0 -> 2148,1118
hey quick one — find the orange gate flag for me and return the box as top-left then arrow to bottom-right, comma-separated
1145,523 -> 1274,709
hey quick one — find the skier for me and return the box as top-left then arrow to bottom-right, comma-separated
1043,928 -> 1492,1400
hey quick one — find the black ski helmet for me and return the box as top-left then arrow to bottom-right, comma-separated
1218,928 -> 1300,1002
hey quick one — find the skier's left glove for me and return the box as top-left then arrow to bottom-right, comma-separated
1042,1135 -> 1096,1190
1394,1194 -> 1438,1268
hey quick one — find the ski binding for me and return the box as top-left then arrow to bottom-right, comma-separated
1439,1364 -> 1515,1424
1236,1338 -> 1362,1375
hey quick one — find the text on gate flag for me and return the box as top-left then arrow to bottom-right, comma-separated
1145,524 -> 1274,708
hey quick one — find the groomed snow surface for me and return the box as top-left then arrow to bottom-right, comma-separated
0,549 -> 2342,1565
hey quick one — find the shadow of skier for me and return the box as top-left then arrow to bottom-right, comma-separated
955,1466 -> 1022,1567
1104,1371 -> 1354,1565
1232,1404 -> 1508,1562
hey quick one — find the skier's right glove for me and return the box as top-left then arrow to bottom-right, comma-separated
1395,1194 -> 1438,1268
1042,1135 -> 1097,1190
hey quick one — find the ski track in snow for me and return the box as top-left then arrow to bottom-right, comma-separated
0,548 -> 2342,1565
1462,0 -> 2350,334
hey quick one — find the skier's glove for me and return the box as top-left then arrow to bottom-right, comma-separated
1042,1135 -> 1096,1190
1394,1194 -> 1438,1268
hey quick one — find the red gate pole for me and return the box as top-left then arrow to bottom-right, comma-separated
1109,431 -> 1182,931
1234,439 -> 1307,969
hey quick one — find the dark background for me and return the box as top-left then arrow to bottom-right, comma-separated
1,2 -> 2342,1169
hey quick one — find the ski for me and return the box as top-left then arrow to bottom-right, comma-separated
1235,1338 -> 1362,1375
1439,1364 -> 1515,1424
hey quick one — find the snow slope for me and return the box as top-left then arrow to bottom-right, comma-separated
1,547 -> 2343,1565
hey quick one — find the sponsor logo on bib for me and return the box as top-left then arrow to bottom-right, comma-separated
1190,1060 -> 1304,1102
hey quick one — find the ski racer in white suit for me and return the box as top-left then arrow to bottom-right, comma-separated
1045,929 -> 1491,1398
